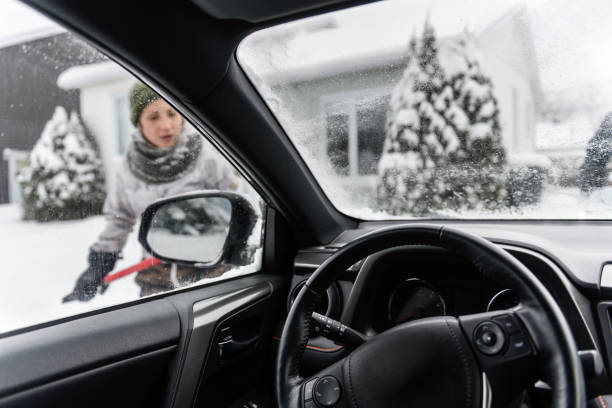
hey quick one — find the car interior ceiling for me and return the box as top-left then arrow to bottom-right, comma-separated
1,0 -> 611,407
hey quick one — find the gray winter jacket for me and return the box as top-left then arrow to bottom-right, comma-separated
91,138 -> 238,254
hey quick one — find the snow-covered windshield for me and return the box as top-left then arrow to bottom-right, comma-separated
237,0 -> 612,219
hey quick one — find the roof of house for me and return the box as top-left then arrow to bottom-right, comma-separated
239,1 -> 530,85
57,61 -> 131,90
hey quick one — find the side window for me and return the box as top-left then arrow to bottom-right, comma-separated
0,4 -> 264,335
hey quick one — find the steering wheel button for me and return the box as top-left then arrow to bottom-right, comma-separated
314,376 -> 341,407
304,378 -> 317,401
505,333 -> 531,358
493,315 -> 520,334
474,322 -> 505,355
481,331 -> 496,346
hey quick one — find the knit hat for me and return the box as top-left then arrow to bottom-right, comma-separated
129,82 -> 160,126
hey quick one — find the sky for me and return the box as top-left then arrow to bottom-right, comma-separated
0,0 -> 62,48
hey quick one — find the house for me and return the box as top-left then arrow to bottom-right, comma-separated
240,5 -> 542,199
57,62 -> 136,188
0,28 -> 105,204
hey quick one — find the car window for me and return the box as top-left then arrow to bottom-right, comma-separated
238,0 -> 612,220
0,2 -> 264,335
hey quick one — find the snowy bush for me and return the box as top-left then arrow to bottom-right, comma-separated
377,22 -> 507,216
506,153 -> 552,206
549,156 -> 584,187
19,106 -> 106,222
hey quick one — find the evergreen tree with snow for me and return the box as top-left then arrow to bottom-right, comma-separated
579,112 -> 612,194
19,106 -> 106,221
377,23 -> 506,216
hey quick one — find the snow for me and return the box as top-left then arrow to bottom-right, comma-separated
479,100 -> 496,117
0,204 -> 261,335
536,117 -> 593,150
470,123 -> 492,139
378,151 -> 420,173
57,61 -> 130,90
508,153 -> 553,169
0,0 -> 64,49
401,129 -> 419,147
395,109 -> 420,128
346,185 -> 612,220
0,205 -> 140,334
462,78 -> 490,100
237,0 -> 523,85
442,126 -> 460,152
239,0 -> 612,93
447,105 -> 469,131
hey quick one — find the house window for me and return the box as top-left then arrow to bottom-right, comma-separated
356,96 -> 388,175
113,92 -> 133,154
324,94 -> 390,177
2,148 -> 30,204
326,112 -> 350,175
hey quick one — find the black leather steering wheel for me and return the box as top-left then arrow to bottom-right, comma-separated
275,225 -> 585,408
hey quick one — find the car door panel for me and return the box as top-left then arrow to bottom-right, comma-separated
0,346 -> 176,408
0,299 -> 180,399
0,274 -> 286,408
163,278 -> 284,408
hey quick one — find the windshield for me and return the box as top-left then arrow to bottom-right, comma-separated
237,0 -> 612,220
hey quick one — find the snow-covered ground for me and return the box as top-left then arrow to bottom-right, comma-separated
0,204 -> 262,335
506,186 -> 612,219
346,185 -> 612,220
0,205 -> 142,334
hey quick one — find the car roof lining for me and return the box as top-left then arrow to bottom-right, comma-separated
190,0 -> 369,23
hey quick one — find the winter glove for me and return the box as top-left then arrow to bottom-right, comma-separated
62,250 -> 119,303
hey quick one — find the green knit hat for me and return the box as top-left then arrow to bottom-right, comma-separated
129,82 -> 160,126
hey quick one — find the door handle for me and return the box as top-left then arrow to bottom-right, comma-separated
218,326 -> 260,359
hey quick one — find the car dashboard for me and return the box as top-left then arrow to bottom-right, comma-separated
281,222 -> 612,399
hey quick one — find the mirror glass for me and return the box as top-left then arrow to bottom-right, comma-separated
147,197 -> 232,263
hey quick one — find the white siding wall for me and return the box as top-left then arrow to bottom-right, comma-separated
79,78 -> 135,189
478,53 -> 536,154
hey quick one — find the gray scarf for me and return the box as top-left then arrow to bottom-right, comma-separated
127,128 -> 203,184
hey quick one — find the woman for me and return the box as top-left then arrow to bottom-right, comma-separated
63,82 -> 238,302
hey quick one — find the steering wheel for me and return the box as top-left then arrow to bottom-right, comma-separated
275,225 -> 585,408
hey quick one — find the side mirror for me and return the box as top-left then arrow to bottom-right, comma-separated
138,191 -> 257,266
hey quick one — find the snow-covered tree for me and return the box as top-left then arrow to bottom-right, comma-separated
377,24 -> 507,216
579,112 -> 612,193
19,106 -> 106,221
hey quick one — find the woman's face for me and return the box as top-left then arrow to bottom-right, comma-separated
138,99 -> 183,147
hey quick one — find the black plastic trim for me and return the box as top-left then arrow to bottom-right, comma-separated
170,282 -> 273,408
160,274 -> 286,408
0,346 -> 176,408
0,300 -> 179,398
